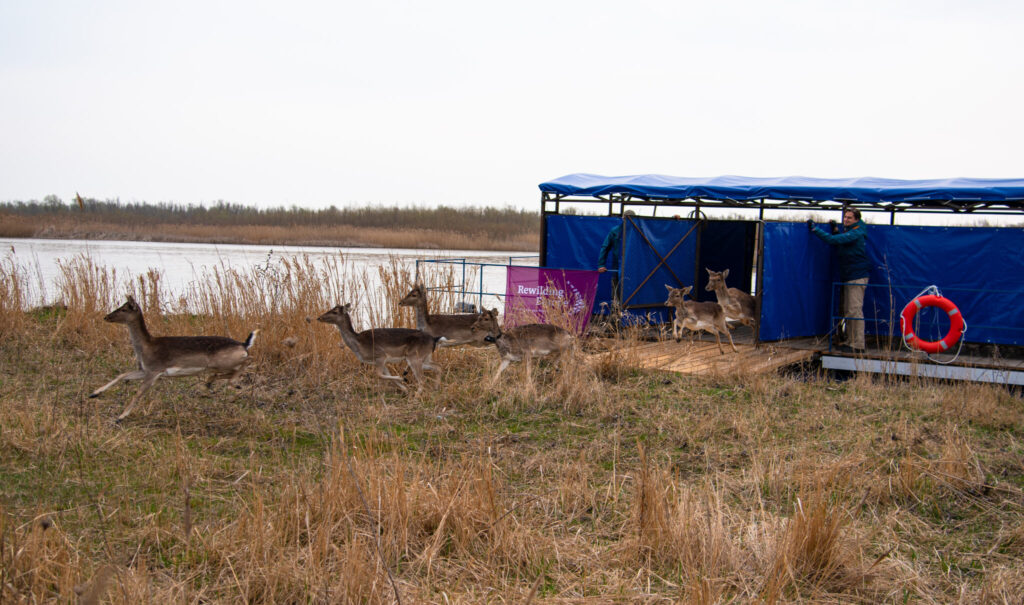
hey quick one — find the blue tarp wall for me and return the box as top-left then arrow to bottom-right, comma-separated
760,223 -> 1024,345
543,215 -> 621,307
544,215 -> 752,323
620,218 -> 697,323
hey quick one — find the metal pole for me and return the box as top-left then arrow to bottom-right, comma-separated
754,221 -> 765,346
539,195 -> 549,267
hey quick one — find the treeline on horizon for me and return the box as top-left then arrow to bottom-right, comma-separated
1,195 -> 540,241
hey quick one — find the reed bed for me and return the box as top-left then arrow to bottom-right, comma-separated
0,215 -> 538,252
1,254 -> 1024,603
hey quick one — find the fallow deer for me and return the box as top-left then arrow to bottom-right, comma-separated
89,296 -> 258,422
317,304 -> 441,393
470,316 -> 574,385
664,285 -> 736,354
398,284 -> 499,347
704,268 -> 756,328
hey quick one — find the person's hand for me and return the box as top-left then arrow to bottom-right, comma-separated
806,219 -> 814,231
829,219 -> 838,234
597,267 -> 607,273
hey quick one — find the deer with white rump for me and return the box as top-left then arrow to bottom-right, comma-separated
470,315 -> 574,385
704,268 -> 756,328
317,303 -> 441,393
398,284 -> 499,347
664,285 -> 737,354
89,296 -> 258,422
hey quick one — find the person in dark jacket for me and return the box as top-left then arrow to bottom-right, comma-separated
808,208 -> 869,352
597,210 -> 635,306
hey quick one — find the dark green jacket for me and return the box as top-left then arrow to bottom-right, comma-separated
598,223 -> 623,269
811,220 -> 870,281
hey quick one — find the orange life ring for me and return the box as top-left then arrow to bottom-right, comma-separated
899,295 -> 964,354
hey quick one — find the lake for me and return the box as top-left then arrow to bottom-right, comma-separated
1,238 -> 537,311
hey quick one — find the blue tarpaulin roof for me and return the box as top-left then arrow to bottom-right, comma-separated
539,174 -> 1024,204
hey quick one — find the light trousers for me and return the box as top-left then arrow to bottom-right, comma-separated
843,277 -> 869,349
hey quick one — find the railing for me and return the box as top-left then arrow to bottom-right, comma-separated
828,281 -> 1024,353
414,255 -> 540,312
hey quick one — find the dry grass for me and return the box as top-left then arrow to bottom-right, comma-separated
0,214 -> 538,252
2,254 -> 1024,603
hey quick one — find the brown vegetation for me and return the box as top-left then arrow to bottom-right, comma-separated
0,197 -> 540,251
2,254 -> 1024,603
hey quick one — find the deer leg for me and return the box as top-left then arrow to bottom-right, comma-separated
423,354 -> 439,373
406,358 -> 426,395
90,370 -> 146,398
115,372 -> 163,422
491,359 -> 512,386
207,360 -> 249,391
723,325 -> 737,353
375,359 -> 408,391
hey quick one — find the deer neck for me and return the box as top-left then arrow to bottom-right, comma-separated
411,296 -> 430,331
710,281 -> 733,304
332,314 -> 370,363
124,314 -> 154,361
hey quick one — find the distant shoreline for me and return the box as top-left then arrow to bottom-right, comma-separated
0,218 -> 539,253
0,199 -> 541,253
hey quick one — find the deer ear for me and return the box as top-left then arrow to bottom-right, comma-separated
665,284 -> 673,292
722,268 -> 730,278
706,267 -> 712,275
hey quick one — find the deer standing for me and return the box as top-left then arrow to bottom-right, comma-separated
704,268 -> 756,328
664,285 -> 736,354
470,316 -> 574,385
398,284 -> 499,347
89,296 -> 258,422
317,304 -> 441,393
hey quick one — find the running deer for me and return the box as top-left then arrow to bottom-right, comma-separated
704,268 -> 756,328
398,284 -> 499,347
470,317 -> 574,384
664,285 -> 736,354
89,296 -> 258,422
317,304 -> 441,393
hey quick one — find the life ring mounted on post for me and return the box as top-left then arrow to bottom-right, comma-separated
899,293 -> 965,354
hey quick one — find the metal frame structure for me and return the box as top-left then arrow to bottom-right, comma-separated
538,180 -> 1024,350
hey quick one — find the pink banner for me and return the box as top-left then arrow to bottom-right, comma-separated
504,267 -> 600,334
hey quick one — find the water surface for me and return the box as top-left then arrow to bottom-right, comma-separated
2,238 -> 535,310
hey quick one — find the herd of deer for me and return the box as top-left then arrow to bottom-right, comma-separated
89,268 -> 753,422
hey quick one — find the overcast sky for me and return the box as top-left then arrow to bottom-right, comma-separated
2,1 -> 1022,210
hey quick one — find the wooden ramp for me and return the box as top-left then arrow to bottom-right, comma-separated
595,339 -> 817,376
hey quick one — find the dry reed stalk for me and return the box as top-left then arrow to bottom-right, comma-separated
53,255 -> 119,347
762,483 -> 857,601
0,254 -> 28,337
0,509 -> 81,602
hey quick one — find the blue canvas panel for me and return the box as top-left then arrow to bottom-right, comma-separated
760,222 -> 834,342
621,218 -> 698,319
543,214 -> 621,310
864,225 -> 1024,346
540,174 -> 1024,204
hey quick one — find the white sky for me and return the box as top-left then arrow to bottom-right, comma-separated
2,1 -> 1023,210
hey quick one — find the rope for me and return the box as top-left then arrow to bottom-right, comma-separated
899,285 -> 968,365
